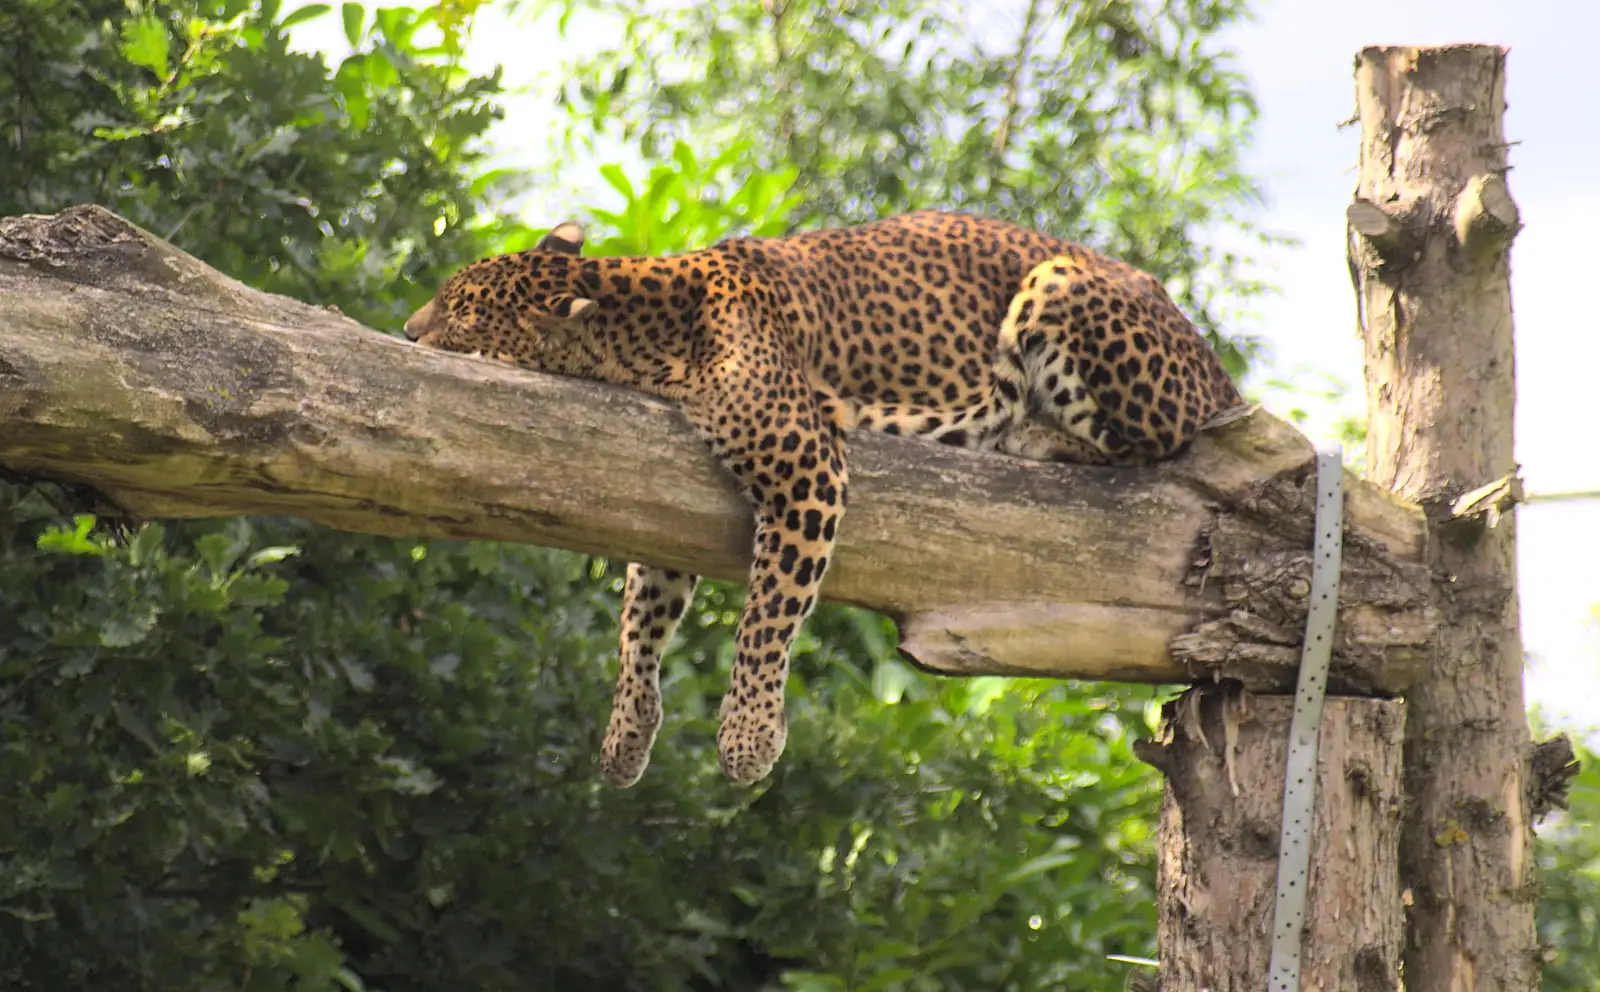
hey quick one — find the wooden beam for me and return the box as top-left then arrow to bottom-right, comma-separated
1,205 -> 1430,692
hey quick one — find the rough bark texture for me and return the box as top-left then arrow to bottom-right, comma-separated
1140,686 -> 1405,991
0,205 -> 1432,690
1350,45 -> 1540,990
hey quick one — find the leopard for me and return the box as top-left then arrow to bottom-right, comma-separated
403,210 -> 1245,787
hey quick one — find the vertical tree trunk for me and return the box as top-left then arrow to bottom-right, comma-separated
1349,45 -> 1538,991
1142,687 -> 1405,991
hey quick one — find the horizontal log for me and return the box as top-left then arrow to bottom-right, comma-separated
0,206 -> 1431,692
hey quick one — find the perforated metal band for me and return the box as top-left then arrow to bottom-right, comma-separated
1266,444 -> 1345,992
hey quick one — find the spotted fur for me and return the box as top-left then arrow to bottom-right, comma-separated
404,210 -> 1245,786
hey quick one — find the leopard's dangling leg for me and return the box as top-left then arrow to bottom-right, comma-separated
599,564 -> 700,787
683,324 -> 848,785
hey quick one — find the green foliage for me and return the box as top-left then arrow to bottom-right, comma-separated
544,0 -> 1276,375
584,139 -> 805,256
0,493 -> 1165,990
0,0 -> 518,330
1536,737 -> 1600,991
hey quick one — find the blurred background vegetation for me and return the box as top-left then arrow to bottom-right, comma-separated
0,0 -> 1594,989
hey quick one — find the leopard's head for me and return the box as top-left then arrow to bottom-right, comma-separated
403,221 -> 597,369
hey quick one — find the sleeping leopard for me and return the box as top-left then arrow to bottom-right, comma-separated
404,210 -> 1245,786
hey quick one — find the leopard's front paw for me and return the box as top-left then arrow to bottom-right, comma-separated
599,694 -> 662,788
599,735 -> 652,788
716,700 -> 787,785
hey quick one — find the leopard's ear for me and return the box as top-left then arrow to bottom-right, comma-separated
535,221 -> 585,256
548,294 -> 597,321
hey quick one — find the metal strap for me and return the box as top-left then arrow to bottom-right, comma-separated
1266,444 -> 1345,992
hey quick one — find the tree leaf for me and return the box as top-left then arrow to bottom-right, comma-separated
247,546 -> 302,568
37,516 -> 105,557
279,3 -> 332,31
334,58 -> 370,129
341,3 -> 365,46
119,15 -> 170,79
100,607 -> 159,648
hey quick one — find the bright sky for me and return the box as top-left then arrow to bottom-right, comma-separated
292,0 -> 1599,734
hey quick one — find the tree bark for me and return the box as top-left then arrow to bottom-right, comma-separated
1140,686 -> 1405,992
1350,45 -> 1541,991
0,205 -> 1432,692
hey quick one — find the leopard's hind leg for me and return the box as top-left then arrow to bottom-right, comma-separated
600,564 -> 700,787
991,256 -> 1237,464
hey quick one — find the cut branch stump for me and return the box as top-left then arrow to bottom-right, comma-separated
1139,686 -> 1405,991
